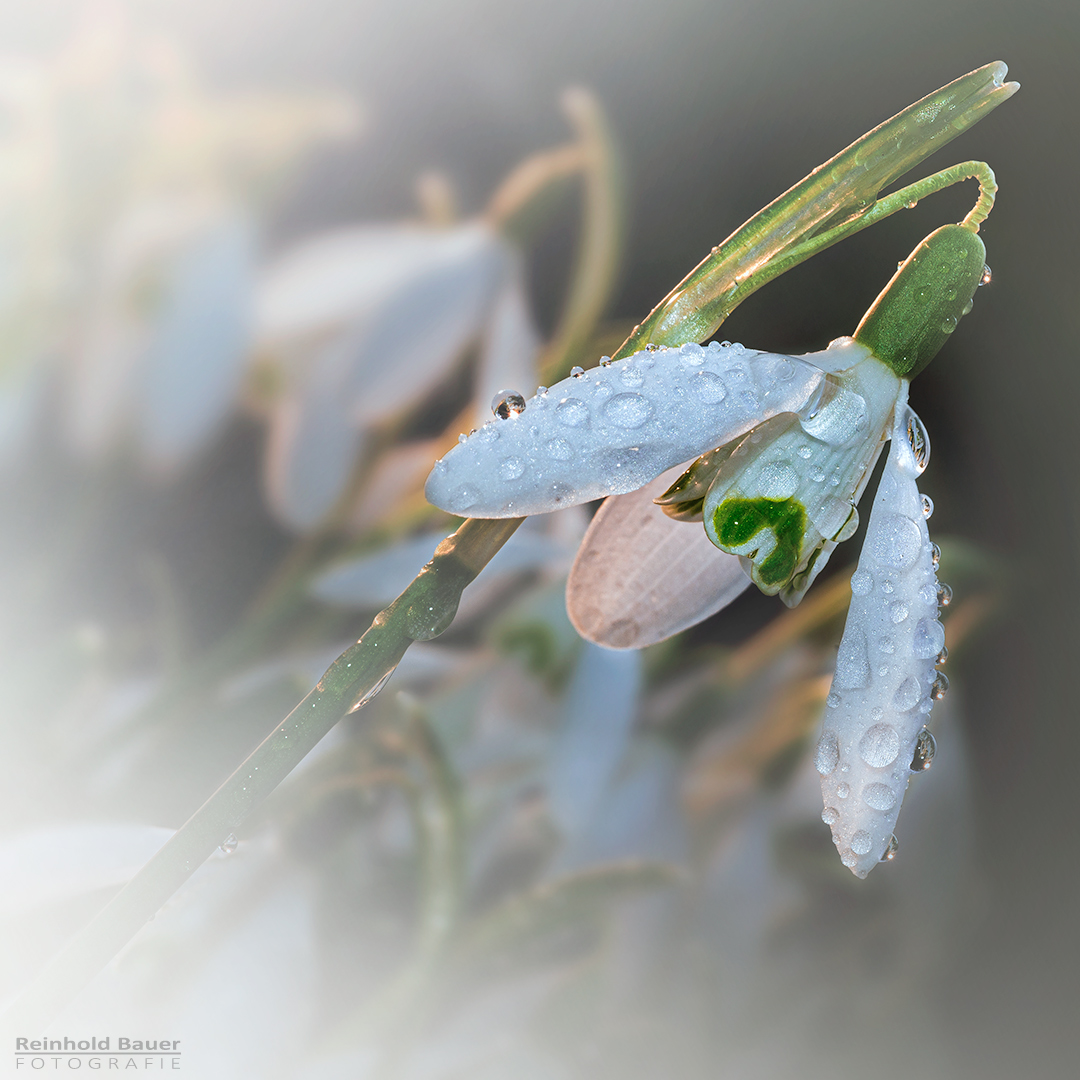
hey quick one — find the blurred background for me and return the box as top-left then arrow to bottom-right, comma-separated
0,0 -> 1076,1077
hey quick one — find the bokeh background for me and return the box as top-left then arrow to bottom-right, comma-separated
0,0 -> 1077,1077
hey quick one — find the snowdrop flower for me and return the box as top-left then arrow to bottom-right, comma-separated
426,222 -> 987,876
255,218 -> 539,530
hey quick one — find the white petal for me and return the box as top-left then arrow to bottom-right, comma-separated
425,341 -> 826,517
567,467 -> 751,649
816,385 -> 947,878
473,259 -> 541,429
137,214 -> 255,469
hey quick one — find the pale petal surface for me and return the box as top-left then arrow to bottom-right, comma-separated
814,386 -> 946,877
567,467 -> 751,649
425,340 -> 846,517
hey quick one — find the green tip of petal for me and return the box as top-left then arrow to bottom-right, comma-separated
853,224 -> 987,379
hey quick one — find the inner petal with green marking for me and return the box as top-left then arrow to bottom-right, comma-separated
712,496 -> 807,586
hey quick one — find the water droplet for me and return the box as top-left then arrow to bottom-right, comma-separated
878,664 -> 890,678
499,456 -> 525,481
890,600 -> 909,624
477,424 -> 500,443
892,676 -> 921,712
451,484 -> 480,510
692,371 -> 727,404
962,298 -> 974,316
827,691 -> 841,708
904,408 -> 931,474
921,493 -> 934,519
537,385 -> 549,396
458,433 -> 467,444
491,390 -> 526,419
835,630 -> 870,689
851,830 -> 873,855
546,437 -> 572,461
881,578 -> 895,594
841,849 -> 859,868
859,723 -> 900,768
220,834 -> 238,855
757,461 -> 800,499
936,645 -> 948,665
570,366 -> 585,378
980,264 -> 992,286
879,637 -> 895,655
918,699 -> 933,715
911,729 -> 937,771
862,782 -> 897,811
797,445 -> 813,459
822,806 -> 840,826
937,582 -> 953,607
850,569 -> 873,596
880,834 -> 899,861
920,583 -> 938,605
810,465 -> 826,483
837,782 -> 851,799
556,398 -> 589,427
931,671 -> 950,700
645,343 -> 659,352
913,617 -> 946,659
603,393 -> 652,428
815,731 -> 840,775
871,706 -> 884,721
620,366 -> 645,388
930,542 -> 941,569
871,515 -> 923,570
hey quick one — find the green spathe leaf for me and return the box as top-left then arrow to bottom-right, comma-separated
854,224 -> 987,377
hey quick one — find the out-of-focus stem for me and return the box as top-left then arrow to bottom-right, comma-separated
0,516 -> 522,1034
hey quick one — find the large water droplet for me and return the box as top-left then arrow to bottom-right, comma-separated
859,723 -> 900,768
800,385 -> 869,446
903,408 -> 930,474
862,782 -> 897,811
871,515 -> 923,570
620,366 -> 645,388
570,366 -> 585,378
692,371 -> 727,404
815,731 -> 840,775
911,729 -> 936,771
556,398 -> 589,427
851,830 -> 873,855
499,456 -> 525,481
757,461 -> 800,499
913,617 -> 946,659
491,390 -> 526,419
603,393 -> 652,428
220,833 -> 238,855
931,671 -> 950,700
840,849 -> 859,868
940,315 -> 957,334
921,493 -> 934,519
880,834 -> 899,861
890,601 -> 909,624
892,676 -> 921,712
850,569 -> 873,596
937,582 -> 953,607
822,806 -> 840,826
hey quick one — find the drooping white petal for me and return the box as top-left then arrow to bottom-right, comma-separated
566,467 -> 751,649
425,340 -> 851,517
815,384 -> 947,878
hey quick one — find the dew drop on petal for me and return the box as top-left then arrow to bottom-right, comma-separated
862,782 -> 897,811
452,484 -> 480,510
570,366 -> 585,378
546,437 -> 573,461
980,264 -> 993,286
757,461 -> 800,499
692,371 -> 728,404
797,445 -> 813,459
851,830 -> 873,855
491,390 -> 526,419
911,728 -> 937,771
937,582 -> 953,606
822,806 -> 840,826
890,600 -> 910,624
892,676 -> 921,712
859,723 -> 900,768
913,617 -> 946,660
620,366 -> 645,388
880,834 -> 899,861
815,731 -> 840,775
603,392 -> 652,428
931,671 -> 950,700
871,515 -> 923,570
220,833 -> 238,855
477,424 -> 500,443
827,691 -> 841,708
930,542 -> 941,569
840,849 -> 859,868
921,493 -> 935,519
499,456 -> 525,481
903,408 -> 931,474
837,782 -> 851,799
556,398 -> 589,427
